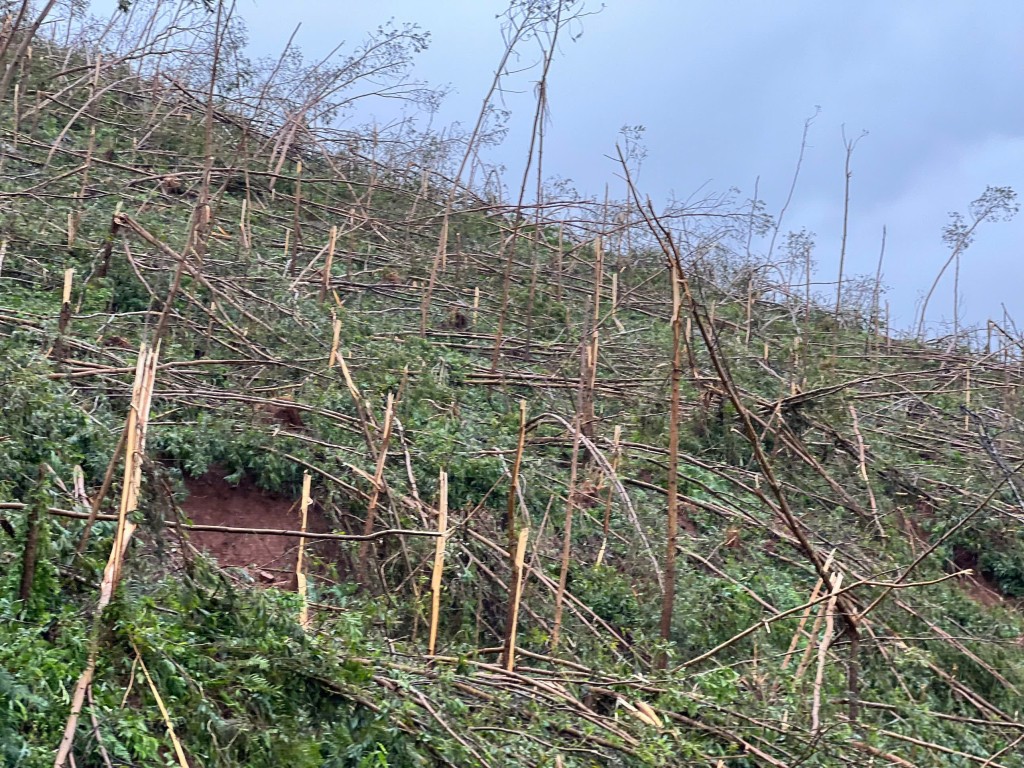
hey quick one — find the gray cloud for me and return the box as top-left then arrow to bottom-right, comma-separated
237,1 -> 1024,330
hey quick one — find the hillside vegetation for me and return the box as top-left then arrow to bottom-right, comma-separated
1,3 -> 1023,767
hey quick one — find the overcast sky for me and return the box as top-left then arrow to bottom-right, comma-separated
235,0 -> 1024,333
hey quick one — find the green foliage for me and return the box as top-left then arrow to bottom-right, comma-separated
977,541 -> 1024,597
0,340 -> 110,496
570,564 -> 641,629
2,18 -> 1024,768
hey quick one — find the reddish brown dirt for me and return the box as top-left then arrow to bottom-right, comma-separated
899,512 -> 1013,609
953,548 -> 1007,608
180,471 -> 341,590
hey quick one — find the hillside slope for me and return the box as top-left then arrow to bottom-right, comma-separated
2,10 -> 1024,768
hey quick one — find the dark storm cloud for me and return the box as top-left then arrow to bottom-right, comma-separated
240,1 -> 1024,329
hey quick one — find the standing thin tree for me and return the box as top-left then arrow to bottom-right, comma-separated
490,0 -> 579,368
835,127 -> 866,324
916,186 -> 1018,339
616,146 -> 684,667
422,0 -> 585,338
659,233 -> 685,668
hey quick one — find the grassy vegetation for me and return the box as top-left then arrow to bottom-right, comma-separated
1,3 -> 1023,766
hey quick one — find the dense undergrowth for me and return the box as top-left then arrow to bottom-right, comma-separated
2,4 -> 1024,766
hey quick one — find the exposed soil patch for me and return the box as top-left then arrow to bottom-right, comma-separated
953,548 -> 1006,608
900,511 -> 1015,609
180,471 -> 341,590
